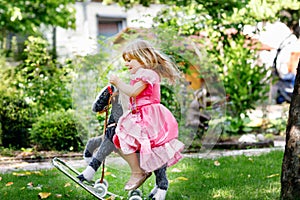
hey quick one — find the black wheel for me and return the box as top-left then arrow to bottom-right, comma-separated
128,195 -> 143,200
128,189 -> 142,198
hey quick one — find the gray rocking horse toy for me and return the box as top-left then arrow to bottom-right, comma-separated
77,85 -> 170,200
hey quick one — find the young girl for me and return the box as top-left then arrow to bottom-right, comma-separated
109,39 -> 184,191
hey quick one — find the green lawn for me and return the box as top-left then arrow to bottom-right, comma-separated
0,150 -> 283,200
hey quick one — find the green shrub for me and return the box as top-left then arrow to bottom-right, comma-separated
8,36 -> 73,115
30,109 -> 87,151
222,36 -> 270,134
0,92 -> 34,148
161,84 -> 181,121
0,36 -> 76,149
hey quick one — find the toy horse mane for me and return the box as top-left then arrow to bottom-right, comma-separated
92,85 -> 115,113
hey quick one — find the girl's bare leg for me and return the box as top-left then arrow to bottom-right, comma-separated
119,151 -> 152,190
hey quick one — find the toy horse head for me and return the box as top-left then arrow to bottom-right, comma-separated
92,85 -> 115,113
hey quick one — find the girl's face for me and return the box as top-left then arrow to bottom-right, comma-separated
124,55 -> 143,74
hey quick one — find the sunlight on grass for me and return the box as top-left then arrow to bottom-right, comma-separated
261,182 -> 281,196
0,150 -> 284,200
212,188 -> 235,199
201,171 -> 219,179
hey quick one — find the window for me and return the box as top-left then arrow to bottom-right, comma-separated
97,15 -> 127,38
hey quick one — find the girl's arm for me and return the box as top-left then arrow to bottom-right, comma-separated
109,75 -> 146,97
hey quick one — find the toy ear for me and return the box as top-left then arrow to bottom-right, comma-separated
107,85 -> 114,95
92,85 -> 115,113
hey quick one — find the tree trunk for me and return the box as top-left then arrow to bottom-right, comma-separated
281,58 -> 300,200
52,26 -> 57,60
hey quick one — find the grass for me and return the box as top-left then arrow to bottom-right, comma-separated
0,150 -> 283,200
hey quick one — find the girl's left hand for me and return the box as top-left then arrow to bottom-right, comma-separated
109,74 -> 120,86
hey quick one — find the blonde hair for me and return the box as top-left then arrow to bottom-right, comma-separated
122,39 -> 181,84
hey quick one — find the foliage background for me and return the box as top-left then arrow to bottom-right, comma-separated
0,0 -> 299,150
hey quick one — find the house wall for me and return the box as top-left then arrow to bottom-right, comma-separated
49,2 -> 203,90
52,2 -> 164,60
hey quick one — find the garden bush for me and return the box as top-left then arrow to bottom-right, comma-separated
161,84 -> 181,121
0,92 -> 34,148
0,36 -> 75,149
8,36 -> 73,115
30,109 -> 88,151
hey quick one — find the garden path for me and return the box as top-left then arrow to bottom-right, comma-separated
0,141 -> 285,174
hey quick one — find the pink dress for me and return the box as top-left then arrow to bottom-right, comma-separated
113,68 -> 184,172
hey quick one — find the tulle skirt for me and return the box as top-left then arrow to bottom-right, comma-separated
113,103 -> 184,172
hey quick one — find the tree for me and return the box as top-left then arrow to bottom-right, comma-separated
0,0 -> 76,58
0,0 -> 76,34
280,59 -> 300,199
